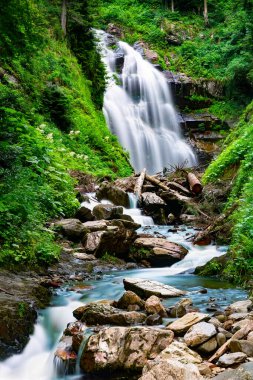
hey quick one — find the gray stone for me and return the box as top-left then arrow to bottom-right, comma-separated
184,322 -> 216,347
168,298 -> 193,318
55,219 -> 87,241
142,192 -> 166,207
212,363 -> 253,380
123,278 -> 186,299
75,205 -> 94,222
96,182 -> 129,207
216,332 -> 226,347
73,252 -> 96,261
82,220 -> 108,232
197,336 -> 217,353
217,352 -> 247,367
140,359 -> 203,380
229,339 -> 253,357
225,300 -> 252,315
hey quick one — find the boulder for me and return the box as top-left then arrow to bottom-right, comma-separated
73,303 -> 146,326
157,341 -> 202,365
123,278 -> 186,299
117,291 -> 144,310
96,182 -> 129,207
145,296 -> 167,317
73,252 -> 96,261
55,219 -> 87,241
247,331 -> 253,342
146,314 -> 163,326
82,220 -> 108,232
212,362 -> 253,380
228,339 -> 253,357
217,352 -> 247,367
54,335 -> 77,364
142,193 -> 166,208
82,221 -> 137,258
132,237 -> 188,267
167,298 -> 193,318
107,23 -> 123,38
167,312 -> 210,334
80,326 -> 174,373
140,359 -> 203,380
93,204 -> 123,220
225,300 -> 252,315
184,322 -> 216,347
197,336 -> 218,354
75,205 -> 94,222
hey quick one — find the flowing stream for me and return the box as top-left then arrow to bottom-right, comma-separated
0,194 -> 248,380
95,30 -> 197,174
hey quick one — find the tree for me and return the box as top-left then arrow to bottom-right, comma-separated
203,0 -> 209,25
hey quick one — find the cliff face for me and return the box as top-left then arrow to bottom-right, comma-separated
0,0 -> 132,266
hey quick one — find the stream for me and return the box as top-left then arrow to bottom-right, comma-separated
0,217 -> 248,380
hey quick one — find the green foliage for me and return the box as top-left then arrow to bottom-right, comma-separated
101,252 -> 122,264
203,101 -> 253,284
0,0 -> 132,267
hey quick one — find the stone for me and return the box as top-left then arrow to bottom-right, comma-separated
157,341 -> 202,365
184,322 -> 216,347
132,238 -> 188,266
73,252 -> 96,261
146,314 -> 163,326
64,321 -> 86,337
197,336 -> 218,354
96,182 -> 129,207
82,220 -> 108,232
54,335 -> 77,366
232,318 -> 252,333
55,219 -> 87,241
123,278 -> 186,299
167,312 -> 210,334
117,291 -> 144,310
80,326 -> 174,373
73,303 -> 146,326
107,23 -> 123,38
92,204 -> 123,220
217,327 -> 232,339
145,296 -> 167,317
216,332 -> 226,347
247,331 -> 253,342
217,352 -> 247,367
209,317 -> 223,328
212,363 -> 253,380
228,312 -> 249,321
225,300 -> 252,315
168,298 -> 193,318
75,205 -> 94,222
228,339 -> 253,357
140,359 -> 203,380
142,192 -> 166,207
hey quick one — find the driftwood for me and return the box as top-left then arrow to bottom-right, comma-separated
145,175 -> 191,202
209,320 -> 253,362
167,181 -> 192,196
187,173 -> 203,195
193,203 -> 237,244
134,168 -> 146,203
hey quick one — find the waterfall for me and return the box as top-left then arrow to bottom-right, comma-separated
96,30 -> 197,174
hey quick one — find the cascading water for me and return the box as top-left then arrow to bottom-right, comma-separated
95,30 -> 197,174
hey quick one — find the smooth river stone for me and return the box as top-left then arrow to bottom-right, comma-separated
184,322 -> 217,347
167,312 -> 210,334
123,278 -> 186,299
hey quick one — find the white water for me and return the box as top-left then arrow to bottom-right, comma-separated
96,30 -> 197,174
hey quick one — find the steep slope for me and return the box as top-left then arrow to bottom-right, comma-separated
0,0 -> 132,266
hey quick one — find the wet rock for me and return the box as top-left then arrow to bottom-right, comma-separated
123,278 -> 186,299
197,336 -> 218,354
140,359 -> 203,380
212,362 -> 253,380
73,303 -> 146,326
184,322 -> 216,347
80,326 -> 174,373
228,339 -> 253,357
55,219 -> 88,241
117,291 -> 144,310
167,312 -> 210,334
141,192 -> 167,224
217,352 -> 247,367
93,204 -> 123,220
225,300 -> 252,315
132,237 -> 188,267
107,23 -> 123,38
54,335 -> 77,363
145,313 -> 163,326
64,321 -> 86,336
96,182 -> 129,207
142,193 -> 166,207
133,41 -> 158,63
167,298 -> 193,318
114,176 -> 136,192
145,296 -> 167,317
126,262 -> 138,270
216,332 -> 226,347
75,205 -> 94,222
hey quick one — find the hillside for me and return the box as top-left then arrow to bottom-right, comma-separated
0,0 -> 132,267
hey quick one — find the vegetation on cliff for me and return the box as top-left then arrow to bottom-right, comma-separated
0,0 -> 132,266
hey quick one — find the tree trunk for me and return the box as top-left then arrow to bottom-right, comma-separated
171,0 -> 174,12
187,173 -> 203,195
203,0 -> 209,25
134,169 -> 146,204
61,0 -> 67,37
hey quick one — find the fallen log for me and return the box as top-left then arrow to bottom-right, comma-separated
134,168 -> 146,204
166,181 -> 192,197
208,320 -> 253,363
193,203 -> 237,244
187,173 -> 203,195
